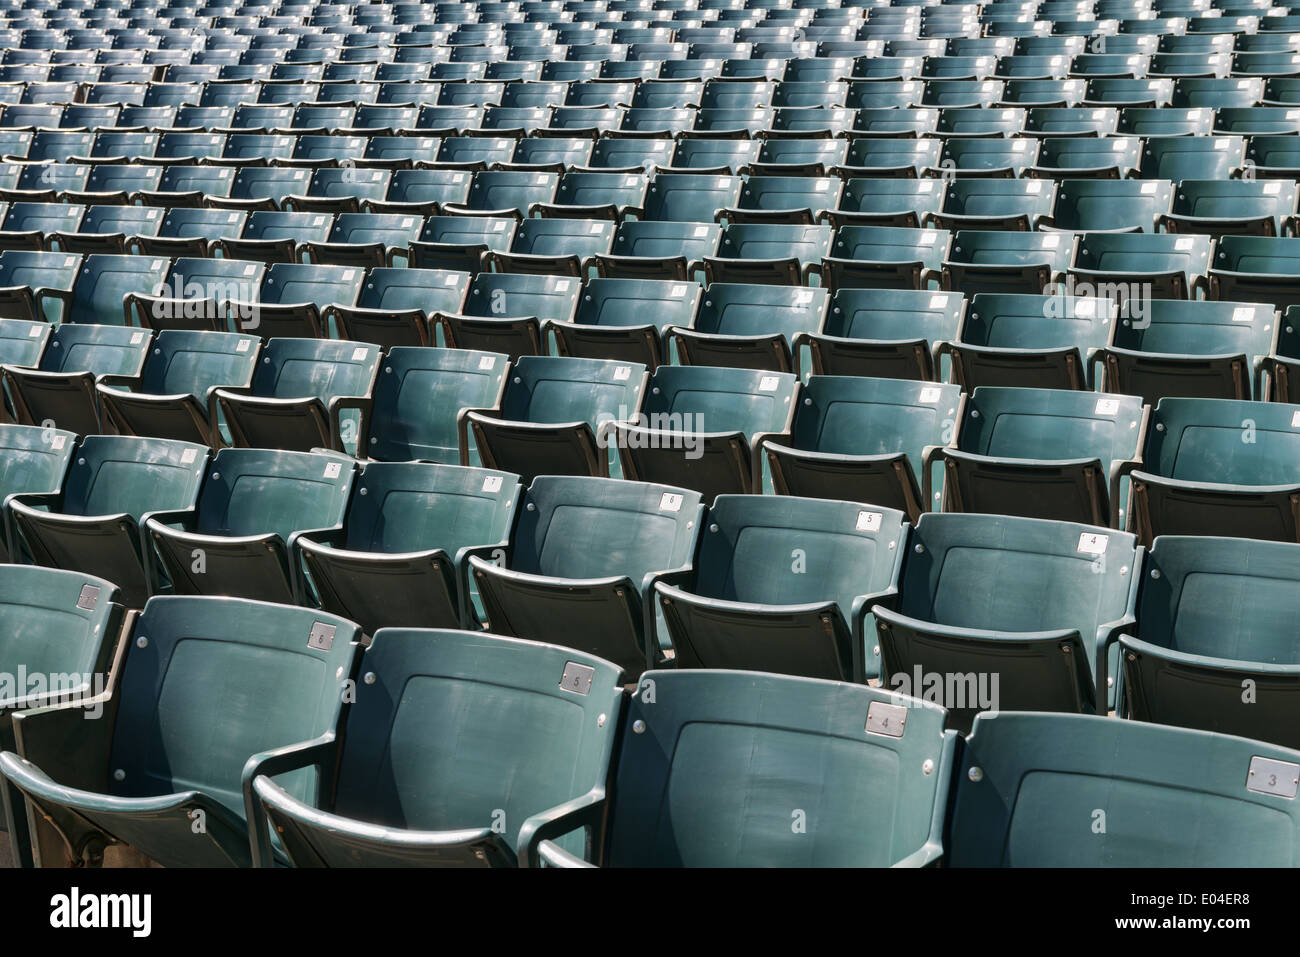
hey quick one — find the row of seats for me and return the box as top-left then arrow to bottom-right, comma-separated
1,576 -> 1297,866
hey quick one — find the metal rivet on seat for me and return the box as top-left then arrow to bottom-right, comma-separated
1151,568 -> 1160,579
597,713 -> 606,727
968,766 -> 983,782
709,523 -> 718,532
526,502 -> 535,511
914,543 -> 924,553
136,635 -> 148,648
364,672 -> 376,684
922,759 -> 934,775
632,719 -> 646,734
113,769 -> 125,781
212,472 -> 220,480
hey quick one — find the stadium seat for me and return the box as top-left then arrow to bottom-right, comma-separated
326,267 -> 469,348
875,511 -> 1141,730
529,669 -> 955,867
250,627 -> 623,868
551,277 -> 700,369
822,225 -> 949,291
0,595 -> 361,866
1207,235 -> 1300,312
702,222 -> 834,285
592,220 -> 723,282
668,283 -> 828,372
1157,180 -> 1297,237
941,230 -> 1073,296
434,271 -> 581,360
0,249 -> 78,325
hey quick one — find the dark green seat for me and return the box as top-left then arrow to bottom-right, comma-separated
68,254 -> 169,327
407,216 -> 516,274
368,169 -> 471,216
0,565 -> 126,867
701,223 -> 834,286
533,171 -> 650,221
941,230 -> 1073,296
484,218 -> 616,278
1124,397 -> 1300,545
1207,235 -> 1300,313
228,262 -> 365,339
364,346 -> 508,466
949,711 -> 1300,866
610,364 -> 798,501
214,338 -> 381,455
829,178 -> 945,230
875,512 -> 1141,731
0,249 -> 79,325
48,205 -> 164,257
132,207 -> 246,258
937,136 -> 1038,176
298,462 -> 520,635
1022,106 -> 1118,137
1261,305 -> 1300,402
298,213 -> 425,270
435,272 -> 581,361
0,595 -> 361,867
466,356 -> 648,484
528,669 -> 956,867
3,323 -> 152,436
326,267 -> 470,349
933,386 -> 1145,527
591,220 -> 723,282
250,628 -> 622,868
658,495 -> 907,681
469,475 -> 703,675
940,291 -> 1114,390
444,170 -> 559,219
0,423 -> 76,561
93,330 -> 259,447
1025,134 -> 1143,179
1097,299 -> 1275,403
0,317 -> 49,371
668,284 -> 828,373
1138,134 -> 1245,183
822,225 -> 949,291
720,175 -> 844,226
837,135 -> 942,178
1070,231 -> 1212,300
763,375 -> 961,521
9,436 -> 209,607
550,277 -> 700,369
144,448 -> 356,604
1157,180 -> 1296,237
126,257 -> 267,333
642,173 -> 743,223
796,288 -> 965,380
1041,178 -> 1173,233
925,178 -> 1056,233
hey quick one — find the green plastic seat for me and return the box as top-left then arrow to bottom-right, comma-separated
830,178 -> 945,230
2,323 -> 152,436
949,711 -> 1300,866
364,346 -> 508,466
1117,106 -> 1216,137
469,474 -> 702,675
94,329 -> 260,446
48,205 -> 165,257
529,669 -> 956,867
822,225 -> 949,291
941,229 -> 1073,296
668,283 -> 828,373
0,595 -> 361,867
934,386 -> 1145,527
1157,179 -> 1296,237
1261,305 -> 1300,402
298,213 -> 426,270
213,211 -> 334,266
0,423 -> 76,561
1026,135 -> 1143,179
592,220 -> 723,282
1124,397 -> 1300,545
749,138 -> 849,177
846,79 -> 926,111
1138,134 -> 1246,185
937,136 -> 1038,176
658,495 -> 907,681
1070,231 -> 1212,300
533,171 -> 650,222
940,292 -> 1114,390
467,356 -> 648,484
790,287 -> 967,382
126,257 -> 267,333
1214,107 -> 1300,135
435,272 -> 582,360
720,175 -> 843,226
133,207 -> 246,259
67,254 -> 171,330
250,628 -> 622,868
484,218 -> 616,278
443,170 -> 559,219
936,106 -> 1027,137
609,364 -> 798,502
144,449 -> 357,604
671,138 -> 761,174
214,338 -> 381,455
1022,106 -> 1119,136
551,277 -> 700,369
1172,76 -> 1262,109
1042,178 -> 1173,233
838,135 -> 942,177
407,216 -> 516,274
926,178 -> 1056,233
0,249 -> 79,325
9,435 -> 209,607
0,565 -> 126,866
1207,235 -> 1300,313
1117,535 -> 1300,748
642,172 -> 743,223
1244,134 -> 1300,178
876,512 -> 1140,730
0,317 -> 49,371
230,262 -> 365,339
328,267 -> 465,346
298,462 -> 520,635
762,375 -> 963,522
368,169 -> 471,217
701,223 -> 834,286
1083,78 -> 1174,109
1097,298 -> 1275,403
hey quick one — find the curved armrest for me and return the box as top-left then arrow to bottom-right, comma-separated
242,732 -> 340,868
517,788 -> 606,868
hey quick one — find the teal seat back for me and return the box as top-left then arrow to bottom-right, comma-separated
462,272 -> 581,323
835,225 -> 949,269
194,448 -> 355,540
0,422 -> 75,501
62,435 -> 208,520
138,329 -> 260,402
1074,231 -> 1212,276
949,230 -> 1072,269
964,293 -> 1113,349
694,283 -> 828,343
576,278 -> 700,331
251,337 -> 380,402
642,364 -> 797,436
1110,299 -> 1275,358
960,386 -> 1145,463
260,263 -> 363,310
39,323 -> 150,376
357,267 -> 468,316
73,254 -> 169,326
1144,397 -> 1300,485
643,173 -> 743,222
824,288 -> 964,342
501,356 -> 647,429
1215,235 -> 1300,274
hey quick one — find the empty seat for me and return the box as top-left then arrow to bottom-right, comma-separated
934,386 -> 1145,526
465,356 -> 648,484
485,218 -> 616,277
144,449 -> 356,603
1159,180 -> 1297,237
249,627 -> 623,868
763,375 -> 963,521
941,230 -> 1073,296
215,211 -> 334,265
96,330 -> 260,446
643,172 -> 743,223
822,225 -> 949,291
949,711 -> 1300,866
127,258 -> 266,333
529,669 -> 955,867
67,254 -> 169,328
1123,397 -> 1300,545
609,364 -> 799,501
469,474 -> 702,675
874,511 -> 1140,730
9,435 -> 209,607
669,283 -> 828,372
592,220 -> 723,282
1207,235 -> 1300,313
214,337 -> 380,455
435,272 -> 581,360
298,462 -> 520,635
0,249 -> 78,324
551,277 -> 700,370
0,595 -> 361,866
327,267 -> 469,349
230,262 -> 365,339
926,178 -> 1056,233
1041,178 -> 1173,233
